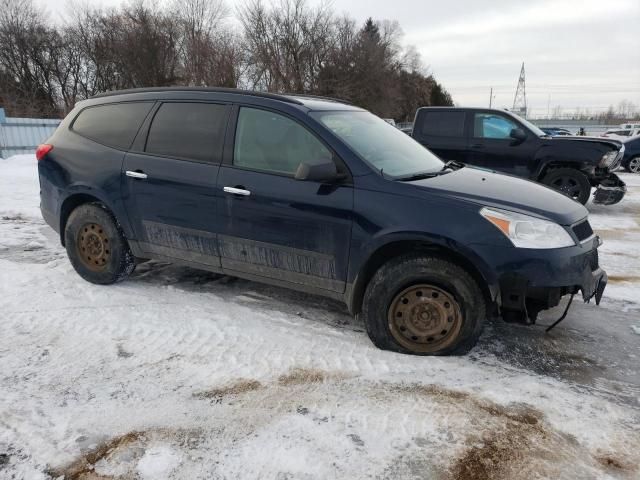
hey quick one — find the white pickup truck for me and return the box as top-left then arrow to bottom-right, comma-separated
602,127 -> 640,140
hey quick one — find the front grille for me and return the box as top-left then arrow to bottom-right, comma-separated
611,150 -> 623,170
572,220 -> 594,241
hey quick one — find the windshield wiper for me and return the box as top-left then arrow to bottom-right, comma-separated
395,171 -> 442,181
441,160 -> 465,171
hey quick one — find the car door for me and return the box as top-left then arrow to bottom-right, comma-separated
468,111 -> 536,176
216,105 -> 353,293
121,101 -> 230,267
413,110 -> 469,162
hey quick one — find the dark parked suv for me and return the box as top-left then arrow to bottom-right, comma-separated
38,88 -> 607,355
621,135 -> 640,173
412,107 -> 626,205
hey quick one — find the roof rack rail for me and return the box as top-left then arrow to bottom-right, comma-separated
90,87 -> 305,105
285,93 -> 353,105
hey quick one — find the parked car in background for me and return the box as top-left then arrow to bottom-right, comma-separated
400,125 -> 413,136
412,107 -> 626,205
540,127 -> 572,136
621,136 -> 640,173
37,87 -> 608,355
602,128 -> 640,140
382,118 -> 396,127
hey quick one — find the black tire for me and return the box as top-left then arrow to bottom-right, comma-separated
359,254 -> 486,356
64,203 -> 135,284
542,168 -> 591,205
625,156 -> 640,173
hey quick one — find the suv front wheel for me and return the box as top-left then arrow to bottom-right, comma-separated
360,254 -> 486,355
542,168 -> 591,204
625,156 -> 640,173
64,203 -> 136,284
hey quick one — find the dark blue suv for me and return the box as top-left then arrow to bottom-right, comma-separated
37,88 -> 607,355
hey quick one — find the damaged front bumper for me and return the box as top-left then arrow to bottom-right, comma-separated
485,236 -> 608,325
593,173 -> 626,205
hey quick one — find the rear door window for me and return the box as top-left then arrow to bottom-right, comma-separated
419,111 -> 466,137
145,102 -> 228,163
72,102 -> 153,150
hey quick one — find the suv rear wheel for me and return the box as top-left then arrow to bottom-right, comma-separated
360,255 -> 486,355
542,168 -> 591,204
64,203 -> 135,284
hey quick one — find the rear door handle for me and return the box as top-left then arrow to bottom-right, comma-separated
471,144 -> 485,149
125,170 -> 148,179
224,186 -> 251,196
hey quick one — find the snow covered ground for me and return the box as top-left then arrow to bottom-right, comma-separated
0,154 -> 639,479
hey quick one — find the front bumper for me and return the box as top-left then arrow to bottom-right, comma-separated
472,236 -> 607,324
593,173 -> 626,205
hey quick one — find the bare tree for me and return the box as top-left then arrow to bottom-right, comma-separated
0,0 -> 59,116
0,0 -> 454,119
238,0 -> 334,92
172,0 -> 229,85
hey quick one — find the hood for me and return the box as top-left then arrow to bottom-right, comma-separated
544,135 -> 623,150
406,167 -> 587,225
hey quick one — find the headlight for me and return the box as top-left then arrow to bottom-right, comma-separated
600,150 -> 619,168
480,207 -> 575,249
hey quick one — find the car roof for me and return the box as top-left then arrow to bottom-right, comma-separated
417,106 -> 511,112
89,87 -> 358,111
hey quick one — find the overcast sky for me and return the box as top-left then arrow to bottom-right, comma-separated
46,0 -> 639,117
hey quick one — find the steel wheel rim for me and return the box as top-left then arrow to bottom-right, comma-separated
388,284 -> 463,353
630,158 -> 640,173
552,176 -> 581,199
76,223 -> 110,271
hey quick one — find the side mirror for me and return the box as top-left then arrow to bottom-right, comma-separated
295,159 -> 338,182
510,128 -> 527,142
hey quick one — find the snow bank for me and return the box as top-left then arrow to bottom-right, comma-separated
0,155 -> 638,478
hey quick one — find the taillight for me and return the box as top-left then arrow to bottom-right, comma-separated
35,144 -> 53,161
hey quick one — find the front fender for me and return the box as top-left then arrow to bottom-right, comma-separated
347,230 -> 500,314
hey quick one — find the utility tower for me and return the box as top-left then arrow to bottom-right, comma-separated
512,62 -> 527,118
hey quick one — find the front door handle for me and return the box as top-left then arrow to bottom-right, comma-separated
125,170 -> 148,179
223,186 -> 251,196
470,144 -> 485,149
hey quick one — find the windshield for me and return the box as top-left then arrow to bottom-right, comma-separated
310,110 -> 444,178
509,112 -> 547,137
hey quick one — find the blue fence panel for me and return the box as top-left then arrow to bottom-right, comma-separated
0,108 -> 62,158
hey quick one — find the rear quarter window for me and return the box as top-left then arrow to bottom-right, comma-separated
419,111 -> 466,137
71,102 -> 153,150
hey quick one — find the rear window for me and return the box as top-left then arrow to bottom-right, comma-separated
72,102 -> 153,150
419,111 -> 466,137
145,102 -> 228,163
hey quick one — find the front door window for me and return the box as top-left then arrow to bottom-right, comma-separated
474,113 -> 518,139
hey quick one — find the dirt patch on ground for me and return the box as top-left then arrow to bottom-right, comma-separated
449,420 -> 546,480
46,432 -> 143,480
193,378 -> 262,401
391,383 -> 640,479
398,383 -> 470,401
593,227 -> 640,240
277,367 -> 350,386
393,383 -> 542,426
594,452 -> 637,474
388,384 -> 556,480
0,214 -> 29,222
192,367 -> 351,402
607,275 -> 640,283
